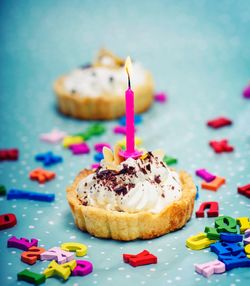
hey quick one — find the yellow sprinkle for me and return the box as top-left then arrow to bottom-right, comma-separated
140,152 -> 148,160
116,137 -> 143,148
61,242 -> 88,257
62,136 -> 84,148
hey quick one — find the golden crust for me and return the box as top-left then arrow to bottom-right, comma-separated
66,169 -> 196,241
53,71 -> 154,120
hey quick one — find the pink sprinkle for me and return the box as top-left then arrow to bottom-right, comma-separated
91,163 -> 100,169
70,143 -> 90,155
113,126 -> 127,135
40,129 -> 67,144
196,169 -> 216,182
94,143 -> 111,153
154,92 -> 167,103
243,85 -> 250,99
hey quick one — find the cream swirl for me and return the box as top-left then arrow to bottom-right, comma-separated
64,62 -> 147,97
77,153 -> 182,214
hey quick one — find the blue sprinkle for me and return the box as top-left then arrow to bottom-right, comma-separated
7,189 -> 55,202
118,114 -> 143,126
35,151 -> 63,166
94,152 -> 104,162
195,185 -> 199,200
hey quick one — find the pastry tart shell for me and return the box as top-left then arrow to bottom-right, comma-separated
54,72 -> 154,120
66,169 -> 196,241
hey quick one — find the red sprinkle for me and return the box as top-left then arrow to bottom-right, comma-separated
0,149 -> 19,161
209,139 -> 234,153
207,117 -> 232,129
0,213 -> 17,230
238,184 -> 250,198
195,201 -> 219,218
123,250 -> 157,267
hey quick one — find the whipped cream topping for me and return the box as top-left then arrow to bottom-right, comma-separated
77,153 -> 182,214
64,62 -> 147,97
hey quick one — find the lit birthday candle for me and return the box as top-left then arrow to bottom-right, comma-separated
119,57 -> 142,159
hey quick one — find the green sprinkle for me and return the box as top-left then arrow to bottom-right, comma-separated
87,123 -> 106,136
73,132 -> 92,140
163,155 -> 177,165
0,185 -> 6,196
17,269 -> 46,285
204,226 -> 220,240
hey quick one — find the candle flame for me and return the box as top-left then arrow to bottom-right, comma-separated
125,56 -> 132,89
125,56 -> 132,76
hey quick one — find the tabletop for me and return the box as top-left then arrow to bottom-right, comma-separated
0,0 -> 250,286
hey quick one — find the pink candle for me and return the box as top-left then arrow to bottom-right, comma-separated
125,87 -> 135,153
119,57 -> 142,159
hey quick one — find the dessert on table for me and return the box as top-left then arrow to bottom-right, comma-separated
66,57 -> 196,241
54,49 -> 154,120
66,146 -> 196,241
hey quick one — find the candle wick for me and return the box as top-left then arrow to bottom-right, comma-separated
128,74 -> 131,89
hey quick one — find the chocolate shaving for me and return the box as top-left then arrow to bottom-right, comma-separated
96,169 -> 117,180
119,164 -> 135,175
154,175 -> 161,184
114,186 -> 127,196
128,183 -> 135,190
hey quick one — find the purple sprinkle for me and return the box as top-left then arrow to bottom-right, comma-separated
94,143 -> 111,153
113,126 -> 127,135
243,85 -> 250,99
154,92 -> 167,103
91,163 -> 100,169
195,169 -> 216,182
70,143 -> 90,155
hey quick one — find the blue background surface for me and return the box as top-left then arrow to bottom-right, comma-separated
0,0 -> 250,285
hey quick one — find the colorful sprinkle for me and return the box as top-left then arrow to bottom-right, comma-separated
40,129 -> 67,144
0,148 -> 19,161
154,92 -> 167,103
94,143 -> 111,153
35,151 -> 63,166
207,117 -> 232,129
70,143 -> 90,155
242,85 -> 250,99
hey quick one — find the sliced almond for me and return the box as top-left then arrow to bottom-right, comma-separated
114,144 -> 124,165
103,147 -> 114,163
152,149 -> 165,160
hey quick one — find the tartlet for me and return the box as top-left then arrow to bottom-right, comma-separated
54,49 -> 154,120
66,149 -> 196,241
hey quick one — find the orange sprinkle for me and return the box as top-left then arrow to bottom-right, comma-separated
201,176 -> 225,191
